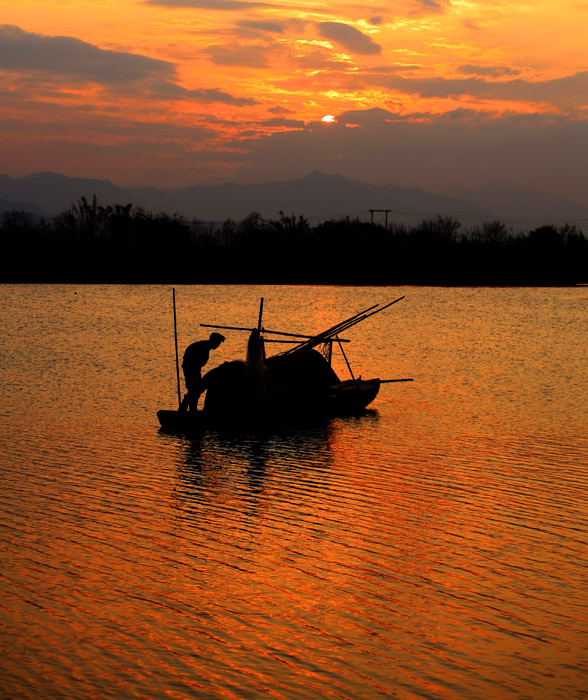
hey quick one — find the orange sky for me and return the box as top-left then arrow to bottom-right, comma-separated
1,0 -> 587,201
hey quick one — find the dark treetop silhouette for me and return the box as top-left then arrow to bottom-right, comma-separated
1,196 -> 587,285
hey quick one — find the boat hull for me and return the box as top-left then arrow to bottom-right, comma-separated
328,378 -> 381,414
157,409 -> 204,434
157,378 -> 380,433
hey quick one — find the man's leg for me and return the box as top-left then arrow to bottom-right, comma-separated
182,373 -> 203,411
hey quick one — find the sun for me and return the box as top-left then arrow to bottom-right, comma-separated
321,115 -> 336,123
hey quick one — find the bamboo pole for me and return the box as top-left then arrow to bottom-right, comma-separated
275,303 -> 380,360
352,296 -> 405,324
172,288 -> 182,409
200,323 -> 350,341
336,335 -> 355,380
275,297 -> 405,361
257,297 -> 264,331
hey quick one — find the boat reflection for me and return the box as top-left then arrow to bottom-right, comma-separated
168,417 -> 359,519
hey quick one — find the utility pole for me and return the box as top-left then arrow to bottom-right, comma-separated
369,209 -> 392,230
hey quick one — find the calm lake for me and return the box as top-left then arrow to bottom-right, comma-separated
1,284 -> 587,700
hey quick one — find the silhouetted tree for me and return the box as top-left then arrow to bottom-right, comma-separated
272,210 -> 310,235
2,194 -> 586,284
189,218 -> 218,245
466,220 -> 511,245
105,203 -> 134,243
1,210 -> 40,238
237,211 -> 270,244
219,218 -> 238,246
527,225 -> 563,249
413,215 -> 461,243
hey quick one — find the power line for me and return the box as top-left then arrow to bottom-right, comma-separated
369,209 -> 392,229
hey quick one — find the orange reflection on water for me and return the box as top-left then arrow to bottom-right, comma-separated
1,285 -> 587,700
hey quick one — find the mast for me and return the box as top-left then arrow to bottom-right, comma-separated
172,288 -> 182,410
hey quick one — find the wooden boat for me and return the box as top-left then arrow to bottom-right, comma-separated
157,296 -> 412,433
157,408 -> 204,433
328,378 -> 381,414
158,376 -> 382,433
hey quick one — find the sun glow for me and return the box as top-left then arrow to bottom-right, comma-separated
321,115 -> 336,122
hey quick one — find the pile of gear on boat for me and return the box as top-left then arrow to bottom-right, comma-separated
158,297 -> 412,429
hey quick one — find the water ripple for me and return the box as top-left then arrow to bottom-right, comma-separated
2,285 -> 588,699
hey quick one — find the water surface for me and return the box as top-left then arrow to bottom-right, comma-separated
1,284 -> 587,699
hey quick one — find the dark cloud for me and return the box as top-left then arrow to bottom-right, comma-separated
459,64 -> 520,78
370,64 -> 422,74
316,22 -> 382,55
237,19 -> 287,34
216,108 -> 588,206
3,103 -> 586,204
368,70 -> 588,110
291,48 -> 356,73
0,25 -> 256,105
258,117 -> 306,127
235,18 -> 306,38
0,99 -> 215,139
414,0 -> 445,12
143,0 -> 274,9
205,44 -> 272,67
148,80 -> 259,104
0,24 -> 174,83
336,106 -> 399,125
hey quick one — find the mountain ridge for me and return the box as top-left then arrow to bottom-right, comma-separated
1,171 -> 587,231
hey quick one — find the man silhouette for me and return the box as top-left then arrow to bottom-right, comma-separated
180,332 -> 225,411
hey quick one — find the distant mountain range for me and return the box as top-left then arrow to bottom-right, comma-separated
1,171 -> 587,231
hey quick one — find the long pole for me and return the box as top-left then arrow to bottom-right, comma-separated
173,288 -> 181,409
200,323 -> 350,341
277,297 -> 405,361
276,303 -> 380,360
257,297 -> 264,331
336,335 -> 355,380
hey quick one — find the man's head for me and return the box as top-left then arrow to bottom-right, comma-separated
209,332 -> 225,349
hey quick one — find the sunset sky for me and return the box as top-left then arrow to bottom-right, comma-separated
2,0 -> 587,203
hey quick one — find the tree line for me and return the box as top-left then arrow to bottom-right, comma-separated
1,194 -> 586,285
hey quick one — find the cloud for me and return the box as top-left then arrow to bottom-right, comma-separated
205,44 -> 273,67
0,110 -> 215,140
143,0 -> 274,9
258,117 -> 306,128
367,70 -> 588,110
414,0 -> 445,12
0,25 -> 257,105
459,64 -> 520,78
370,64 -> 422,74
235,18 -> 306,37
215,108 -> 588,205
148,80 -> 259,104
316,22 -> 382,55
3,103 -> 587,205
290,48 -> 356,73
237,20 -> 287,34
267,105 -> 293,114
0,24 -> 174,83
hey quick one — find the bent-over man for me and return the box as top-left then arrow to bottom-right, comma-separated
180,332 -> 225,411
